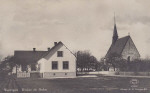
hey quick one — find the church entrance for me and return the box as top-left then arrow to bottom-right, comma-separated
128,56 -> 130,62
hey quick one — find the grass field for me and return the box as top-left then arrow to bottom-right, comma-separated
0,75 -> 150,93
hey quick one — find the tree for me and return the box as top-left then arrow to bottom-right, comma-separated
127,59 -> 150,72
75,50 -> 98,72
99,57 -> 108,71
106,53 -> 126,71
0,56 -> 15,77
89,56 -> 99,71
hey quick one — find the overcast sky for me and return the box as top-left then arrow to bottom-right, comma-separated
0,0 -> 150,60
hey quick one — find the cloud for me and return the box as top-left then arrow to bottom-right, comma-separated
0,0 -> 150,59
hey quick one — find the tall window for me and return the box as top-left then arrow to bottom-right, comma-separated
57,51 -> 63,57
128,56 -> 130,62
52,61 -> 58,70
63,61 -> 69,69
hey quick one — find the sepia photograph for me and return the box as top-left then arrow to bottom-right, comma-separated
0,0 -> 150,93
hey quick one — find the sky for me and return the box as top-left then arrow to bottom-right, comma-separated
0,0 -> 150,60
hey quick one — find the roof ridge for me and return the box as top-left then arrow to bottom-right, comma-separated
15,50 -> 47,52
118,35 -> 130,40
42,41 -> 62,59
42,41 -> 76,60
105,35 -> 131,58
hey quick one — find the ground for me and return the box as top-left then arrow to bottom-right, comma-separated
0,75 -> 150,93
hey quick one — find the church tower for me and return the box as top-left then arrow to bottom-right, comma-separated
106,15 -> 140,62
112,15 -> 118,44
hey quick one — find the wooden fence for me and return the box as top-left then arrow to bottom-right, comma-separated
77,71 -> 150,76
17,72 -> 30,78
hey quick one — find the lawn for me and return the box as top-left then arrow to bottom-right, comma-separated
1,75 -> 150,93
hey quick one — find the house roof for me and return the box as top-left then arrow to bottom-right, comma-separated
105,36 -> 130,58
14,41 -> 75,64
43,42 -> 63,60
14,51 -> 48,64
43,41 -> 75,60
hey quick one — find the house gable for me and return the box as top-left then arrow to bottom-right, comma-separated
121,37 -> 140,60
45,44 -> 76,61
38,42 -> 76,73
44,42 -> 75,60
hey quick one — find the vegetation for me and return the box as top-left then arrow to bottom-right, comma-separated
1,53 -> 150,74
105,53 -> 150,72
75,50 -> 99,72
75,51 -> 150,72
105,53 -> 127,71
126,59 -> 150,72
0,56 -> 15,77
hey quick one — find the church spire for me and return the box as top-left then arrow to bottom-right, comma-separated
112,13 -> 118,44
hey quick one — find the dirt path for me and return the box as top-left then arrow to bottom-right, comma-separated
0,75 -> 22,93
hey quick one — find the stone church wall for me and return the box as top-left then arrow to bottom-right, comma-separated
122,37 -> 140,61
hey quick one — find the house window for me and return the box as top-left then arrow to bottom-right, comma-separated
57,51 -> 63,57
52,61 -> 58,70
63,61 -> 69,69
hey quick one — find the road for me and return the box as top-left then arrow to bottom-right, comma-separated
0,75 -> 149,93
0,75 -> 22,93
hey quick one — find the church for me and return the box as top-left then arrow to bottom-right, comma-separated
105,18 -> 140,62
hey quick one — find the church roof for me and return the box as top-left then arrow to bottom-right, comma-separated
105,35 -> 130,58
113,24 -> 118,38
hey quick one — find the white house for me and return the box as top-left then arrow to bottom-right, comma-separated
37,42 -> 76,78
13,41 -> 76,78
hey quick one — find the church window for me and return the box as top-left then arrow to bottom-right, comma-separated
128,56 -> 130,62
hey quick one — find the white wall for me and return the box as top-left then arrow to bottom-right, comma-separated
38,45 -> 76,73
38,58 -> 46,73
17,65 -> 22,72
12,66 -> 16,73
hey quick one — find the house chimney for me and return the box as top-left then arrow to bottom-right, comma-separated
48,47 -> 50,51
33,48 -> 36,52
54,42 -> 57,46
